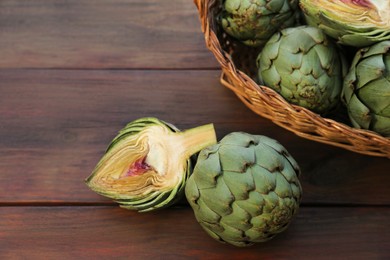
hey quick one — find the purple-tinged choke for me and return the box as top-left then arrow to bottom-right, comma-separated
86,117 -> 217,212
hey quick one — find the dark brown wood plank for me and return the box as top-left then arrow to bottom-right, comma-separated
0,0 -> 218,69
0,206 -> 388,259
0,69 -> 389,205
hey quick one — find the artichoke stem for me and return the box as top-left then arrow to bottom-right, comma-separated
177,123 -> 217,159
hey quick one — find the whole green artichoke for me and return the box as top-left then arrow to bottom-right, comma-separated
220,0 -> 300,47
342,41 -> 390,136
299,0 -> 390,47
86,117 -> 217,212
257,25 -> 347,114
185,132 -> 302,247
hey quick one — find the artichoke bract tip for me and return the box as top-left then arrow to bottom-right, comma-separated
86,117 -> 217,212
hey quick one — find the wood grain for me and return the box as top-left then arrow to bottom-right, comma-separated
0,0 -> 218,69
1,69 -> 389,205
1,0 -> 388,258
0,206 -> 388,259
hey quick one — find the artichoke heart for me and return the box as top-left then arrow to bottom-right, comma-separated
299,0 -> 390,47
86,117 -> 217,212
185,132 -> 302,247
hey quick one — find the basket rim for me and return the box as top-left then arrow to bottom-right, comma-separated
194,0 -> 390,158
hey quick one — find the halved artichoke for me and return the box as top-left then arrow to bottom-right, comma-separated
86,117 -> 217,212
299,0 -> 390,47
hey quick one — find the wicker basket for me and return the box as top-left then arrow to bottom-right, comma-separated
194,0 -> 390,158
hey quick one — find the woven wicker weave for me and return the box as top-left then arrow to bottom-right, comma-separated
194,0 -> 390,158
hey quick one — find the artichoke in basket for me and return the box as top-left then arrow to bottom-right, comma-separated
299,0 -> 390,47
86,117 -> 217,212
220,0 -> 300,47
257,25 -> 347,114
341,41 -> 390,136
185,132 -> 302,247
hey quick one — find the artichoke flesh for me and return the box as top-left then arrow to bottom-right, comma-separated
86,117 -> 217,212
185,132 -> 302,247
257,25 -> 347,114
220,0 -> 300,47
299,0 -> 390,47
342,41 -> 390,136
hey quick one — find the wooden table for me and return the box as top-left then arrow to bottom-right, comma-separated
1,1 -> 389,259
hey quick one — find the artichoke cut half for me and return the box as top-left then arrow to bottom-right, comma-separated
85,117 -> 217,212
300,0 -> 390,47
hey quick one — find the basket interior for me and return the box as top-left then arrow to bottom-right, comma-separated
208,0 -> 352,125
208,0 -> 262,81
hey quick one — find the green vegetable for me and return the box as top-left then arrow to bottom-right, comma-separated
342,41 -> 390,136
257,25 -> 347,114
299,0 -> 390,47
185,132 -> 302,247
86,117 -> 217,212
220,0 -> 300,47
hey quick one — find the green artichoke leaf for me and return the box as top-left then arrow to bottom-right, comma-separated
347,92 -> 372,129
299,0 -> 390,47
192,148 -> 222,190
372,114 -> 390,136
222,169 -> 255,200
198,176 -> 235,216
235,191 -> 265,217
252,165 -> 277,194
85,117 -> 217,212
218,144 -> 256,172
193,195 -> 223,225
220,203 -> 252,231
363,39 -> 390,57
359,77 -> 390,114
355,55 -> 386,89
